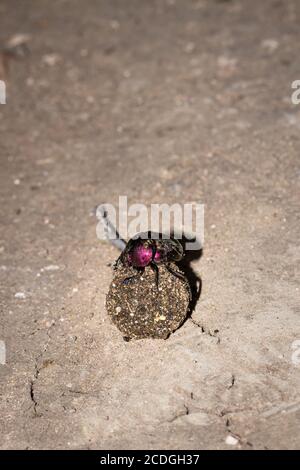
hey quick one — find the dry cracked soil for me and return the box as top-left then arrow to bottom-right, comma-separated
0,0 -> 300,450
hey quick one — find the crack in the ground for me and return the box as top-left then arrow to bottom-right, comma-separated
162,396 -> 253,448
29,363 -> 41,416
167,404 -> 189,423
224,416 -> 253,448
228,374 -> 235,389
29,323 -> 56,417
190,318 -> 221,343
220,406 -> 252,417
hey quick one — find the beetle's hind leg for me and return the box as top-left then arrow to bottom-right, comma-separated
166,264 -> 192,301
166,264 -> 186,281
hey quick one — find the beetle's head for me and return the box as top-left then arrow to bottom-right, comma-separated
127,240 -> 154,268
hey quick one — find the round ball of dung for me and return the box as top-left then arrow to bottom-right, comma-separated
106,263 -> 190,340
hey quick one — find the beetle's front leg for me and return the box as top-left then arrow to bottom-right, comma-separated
122,267 -> 144,285
113,255 -> 122,270
150,262 -> 159,288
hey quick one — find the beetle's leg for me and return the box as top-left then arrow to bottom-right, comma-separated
166,264 -> 185,281
113,255 -> 122,270
114,249 -> 127,270
122,267 -> 144,285
150,262 -> 159,288
166,264 -> 192,301
122,274 -> 140,285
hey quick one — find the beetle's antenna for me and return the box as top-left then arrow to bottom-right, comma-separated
94,204 -> 126,252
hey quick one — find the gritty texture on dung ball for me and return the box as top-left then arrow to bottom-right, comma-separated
106,263 -> 190,339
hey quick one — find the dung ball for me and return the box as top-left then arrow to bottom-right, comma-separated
106,263 -> 190,340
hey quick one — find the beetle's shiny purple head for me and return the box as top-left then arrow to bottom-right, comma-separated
127,242 -> 154,268
119,235 -> 184,269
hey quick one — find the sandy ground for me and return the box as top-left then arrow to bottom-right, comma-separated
0,0 -> 300,450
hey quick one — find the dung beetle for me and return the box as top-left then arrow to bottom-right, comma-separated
95,206 -> 191,297
115,231 -> 189,293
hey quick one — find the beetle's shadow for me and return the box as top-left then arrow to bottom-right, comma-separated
176,235 -> 203,316
171,232 -> 203,317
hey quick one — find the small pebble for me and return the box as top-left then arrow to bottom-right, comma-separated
0,340 -> 6,365
225,435 -> 239,446
261,38 -> 279,52
110,20 -> 120,30
42,53 -> 61,66
184,42 -> 195,53
14,292 -> 26,299
44,265 -> 60,271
